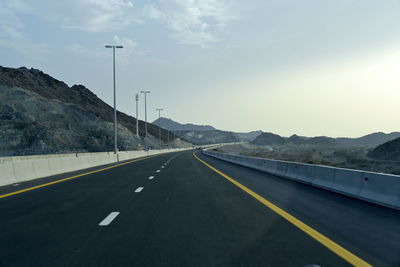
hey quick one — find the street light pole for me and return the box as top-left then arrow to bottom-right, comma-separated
140,91 -> 150,150
167,123 -> 170,149
135,93 -> 139,137
105,44 -> 123,154
156,108 -> 163,150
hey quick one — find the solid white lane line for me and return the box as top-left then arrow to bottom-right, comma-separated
135,187 -> 144,193
148,176 -> 155,180
99,212 -> 120,226
156,170 -> 160,173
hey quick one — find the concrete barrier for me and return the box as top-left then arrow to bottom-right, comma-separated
203,150 -> 400,210
12,161 -> 36,182
331,169 -> 363,196
32,159 -> 51,180
48,158 -> 65,175
0,148 -> 189,187
359,172 -> 400,208
294,164 -> 315,183
0,162 -> 18,186
312,166 -> 336,189
0,143 -> 232,188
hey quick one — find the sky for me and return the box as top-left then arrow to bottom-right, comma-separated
1,0 -> 400,138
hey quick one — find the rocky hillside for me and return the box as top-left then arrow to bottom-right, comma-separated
153,117 -> 216,131
337,132 -> 400,147
0,66 -> 190,156
174,130 -> 240,145
367,137 -> 400,161
252,132 -> 286,146
235,130 -> 262,142
153,117 -> 261,143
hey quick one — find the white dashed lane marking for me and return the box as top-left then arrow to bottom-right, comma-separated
156,170 -> 160,173
99,212 -> 120,226
148,176 -> 154,180
135,187 -> 144,193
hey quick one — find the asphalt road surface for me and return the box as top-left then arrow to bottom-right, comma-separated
0,150 -> 399,267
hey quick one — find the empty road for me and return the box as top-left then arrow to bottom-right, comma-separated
0,150 -> 399,266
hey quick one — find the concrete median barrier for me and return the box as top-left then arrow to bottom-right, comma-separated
359,172 -> 400,208
203,150 -> 400,210
0,147 -> 196,187
0,162 -> 18,186
331,169 -> 363,196
48,158 -> 65,175
312,166 -> 336,189
295,164 -> 315,183
32,159 -> 52,180
12,160 -> 36,182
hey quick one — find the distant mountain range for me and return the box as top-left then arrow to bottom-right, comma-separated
153,117 -> 400,148
252,132 -> 400,148
153,117 -> 262,144
0,66 -> 189,156
153,117 -> 216,131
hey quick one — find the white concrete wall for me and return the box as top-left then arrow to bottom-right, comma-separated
203,150 -> 400,210
0,148 -> 190,187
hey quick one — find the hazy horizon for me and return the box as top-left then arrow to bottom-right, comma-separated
1,0 -> 400,138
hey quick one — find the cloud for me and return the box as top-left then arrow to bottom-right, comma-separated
143,0 -> 234,47
111,35 -> 139,64
11,0 -> 140,32
0,1 -> 26,39
63,0 -> 140,32
65,43 -> 109,58
65,35 -> 143,65
1,0 -> 235,49
0,0 -> 49,59
0,39 -> 49,60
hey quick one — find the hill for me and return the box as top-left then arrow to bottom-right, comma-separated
337,132 -> 400,147
153,117 -> 261,143
252,132 -> 286,146
235,131 -> 262,142
0,66 -> 189,155
367,137 -> 400,161
153,117 -> 215,131
174,130 -> 240,145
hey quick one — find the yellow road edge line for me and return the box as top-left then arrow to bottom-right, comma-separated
193,152 -> 372,267
0,154 -> 161,199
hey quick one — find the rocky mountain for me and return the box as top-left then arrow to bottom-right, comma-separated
0,66 -> 190,156
252,132 -> 286,146
308,136 -> 338,146
235,131 -> 262,142
153,117 -> 261,143
337,132 -> 400,147
153,117 -> 216,131
174,130 -> 240,145
367,137 -> 400,161
286,134 -> 308,145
